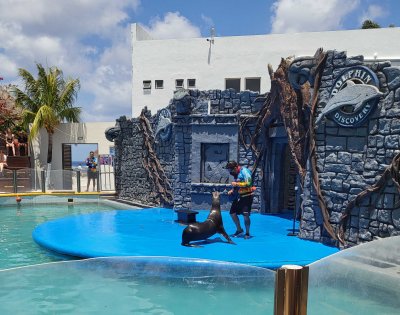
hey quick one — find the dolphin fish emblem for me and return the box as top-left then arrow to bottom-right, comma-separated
105,125 -> 121,142
315,81 -> 382,125
155,109 -> 172,141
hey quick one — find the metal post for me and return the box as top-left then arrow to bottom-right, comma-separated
108,161 -> 112,190
288,185 -> 299,236
97,169 -> 101,192
274,265 -> 309,315
77,170 -> 81,193
41,170 -> 46,193
13,170 -> 17,194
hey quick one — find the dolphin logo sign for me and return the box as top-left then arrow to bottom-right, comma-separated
316,66 -> 381,127
155,108 -> 172,141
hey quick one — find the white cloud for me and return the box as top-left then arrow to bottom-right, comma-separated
0,54 -> 18,77
0,3 -> 202,121
82,29 -> 132,122
0,0 -> 140,38
271,0 -> 360,33
0,0 -> 140,121
144,12 -> 201,39
359,4 -> 387,24
201,14 -> 214,29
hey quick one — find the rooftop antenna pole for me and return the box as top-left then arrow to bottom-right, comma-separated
207,27 -> 215,44
206,27 -> 215,65
210,27 -> 215,44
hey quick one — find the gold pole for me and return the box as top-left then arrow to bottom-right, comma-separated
274,265 -> 309,315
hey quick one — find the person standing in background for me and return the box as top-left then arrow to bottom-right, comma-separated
5,128 -> 15,156
86,151 -> 98,192
0,150 -> 7,173
17,131 -> 28,156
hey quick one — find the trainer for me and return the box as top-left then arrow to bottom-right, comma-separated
225,160 -> 255,239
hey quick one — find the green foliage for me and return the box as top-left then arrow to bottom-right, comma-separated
13,64 -> 81,136
361,19 -> 381,29
0,85 -> 24,133
12,63 -> 81,163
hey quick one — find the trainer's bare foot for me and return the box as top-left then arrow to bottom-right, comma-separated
231,229 -> 244,237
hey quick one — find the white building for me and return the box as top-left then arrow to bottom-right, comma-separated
31,122 -> 116,191
31,122 -> 115,171
131,23 -> 400,117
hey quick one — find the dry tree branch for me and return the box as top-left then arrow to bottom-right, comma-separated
337,151 -> 400,244
139,111 -> 173,204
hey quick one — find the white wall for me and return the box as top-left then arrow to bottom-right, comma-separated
31,122 -> 115,170
131,23 -> 400,117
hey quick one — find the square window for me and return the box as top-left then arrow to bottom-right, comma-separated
187,79 -> 196,88
176,79 -> 184,89
143,80 -> 151,89
225,78 -> 240,92
245,78 -> 261,92
155,80 -> 164,89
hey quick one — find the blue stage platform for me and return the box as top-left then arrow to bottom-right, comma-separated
33,208 -> 339,269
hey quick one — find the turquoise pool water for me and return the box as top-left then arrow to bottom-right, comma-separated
0,198 -> 398,314
0,257 -> 276,315
0,253 -> 398,315
0,201 -> 124,270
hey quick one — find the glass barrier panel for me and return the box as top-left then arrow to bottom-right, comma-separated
0,257 -> 275,314
0,168 -> 114,194
46,170 -> 77,192
79,169 -> 98,192
79,170 -> 88,192
99,164 -> 115,191
16,168 -> 42,193
308,236 -> 400,314
0,169 -> 14,193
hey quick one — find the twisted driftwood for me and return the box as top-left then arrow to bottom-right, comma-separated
240,58 -> 311,187
337,152 -> 400,244
240,50 -> 338,241
139,110 -> 173,204
307,51 -> 338,240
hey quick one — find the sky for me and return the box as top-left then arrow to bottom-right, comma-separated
71,143 -> 98,163
0,0 -> 398,122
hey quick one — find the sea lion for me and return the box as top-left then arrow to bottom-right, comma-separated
181,191 -> 235,246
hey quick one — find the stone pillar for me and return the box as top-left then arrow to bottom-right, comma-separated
173,115 -> 192,210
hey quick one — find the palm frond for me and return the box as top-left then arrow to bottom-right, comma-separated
59,106 -> 81,123
18,68 -> 37,98
58,79 -> 80,111
15,63 -> 81,148
21,109 -> 37,131
29,105 -> 57,139
11,87 -> 38,112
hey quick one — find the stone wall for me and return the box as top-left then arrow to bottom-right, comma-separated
172,89 -> 264,212
115,89 -> 264,212
300,51 -> 400,246
114,113 -> 175,206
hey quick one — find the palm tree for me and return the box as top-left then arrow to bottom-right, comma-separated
12,63 -> 81,169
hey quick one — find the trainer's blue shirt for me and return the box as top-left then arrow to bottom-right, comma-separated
235,167 -> 253,196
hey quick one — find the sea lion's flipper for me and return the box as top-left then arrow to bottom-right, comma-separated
219,227 -> 236,245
